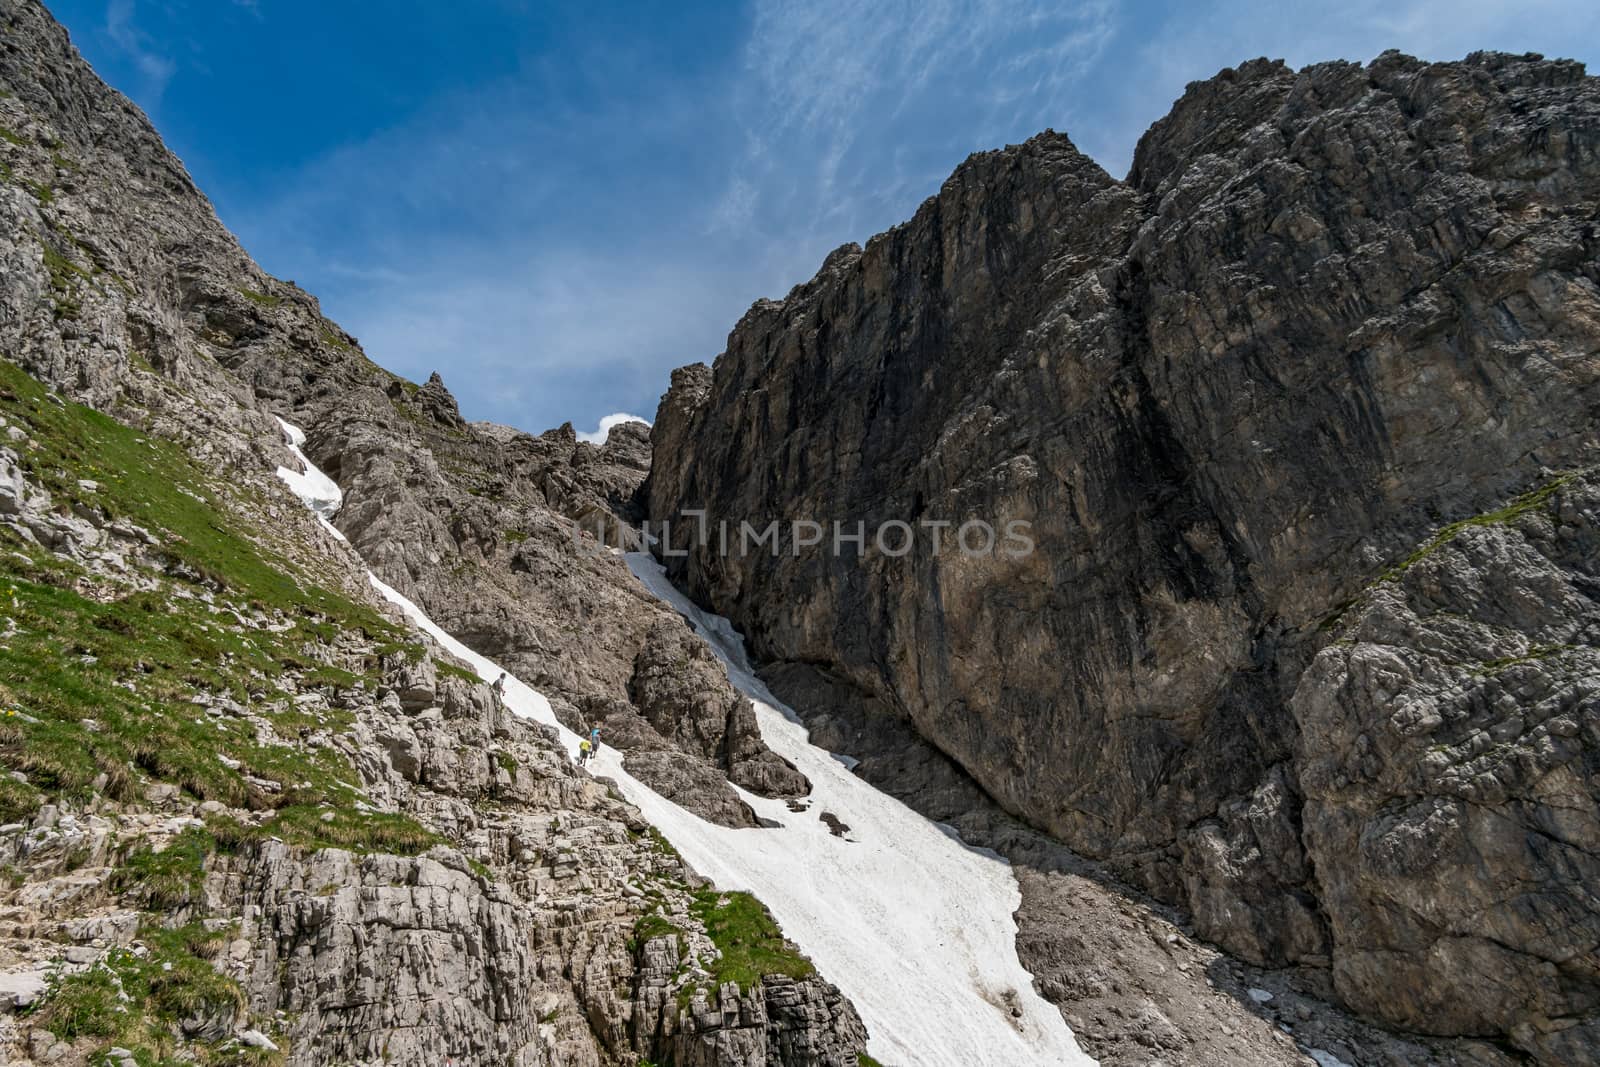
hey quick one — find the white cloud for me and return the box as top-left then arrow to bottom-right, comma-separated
224,0 -> 1598,438
721,0 -> 1117,239
708,176 -> 758,234
576,413 -> 651,445
104,0 -> 176,104
308,242 -> 744,434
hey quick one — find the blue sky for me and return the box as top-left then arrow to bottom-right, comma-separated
48,1 -> 1600,436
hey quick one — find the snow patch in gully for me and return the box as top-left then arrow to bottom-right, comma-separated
622,552 -> 1092,1067
272,417 -> 343,524
270,419 -> 1091,1066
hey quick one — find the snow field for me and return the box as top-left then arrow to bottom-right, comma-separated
273,419 -> 1092,1066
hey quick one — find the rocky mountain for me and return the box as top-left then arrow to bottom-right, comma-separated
4,0 -> 1598,1062
0,1 -> 860,1064
648,51 -> 1600,1064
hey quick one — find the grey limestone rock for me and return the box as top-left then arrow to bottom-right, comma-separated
647,49 -> 1600,1057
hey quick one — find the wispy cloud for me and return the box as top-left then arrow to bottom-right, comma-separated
289,238 -> 753,434
104,0 -> 176,105
215,0 -> 1597,437
718,0 -> 1116,247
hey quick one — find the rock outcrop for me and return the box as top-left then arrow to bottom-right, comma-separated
0,352 -> 867,1067
647,50 -> 1600,1058
1292,471 -> 1600,1061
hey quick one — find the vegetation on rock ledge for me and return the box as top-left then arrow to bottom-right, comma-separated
0,357 -> 432,858
690,888 -> 816,993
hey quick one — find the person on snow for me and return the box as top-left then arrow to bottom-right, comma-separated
578,737 -> 593,766
589,726 -> 602,754
490,672 -> 508,707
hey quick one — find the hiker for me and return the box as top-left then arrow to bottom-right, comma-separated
490,672 -> 507,707
577,737 -> 593,766
589,726 -> 602,754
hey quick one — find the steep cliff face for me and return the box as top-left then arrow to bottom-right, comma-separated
0,2 -> 860,1064
647,51 -> 1600,1056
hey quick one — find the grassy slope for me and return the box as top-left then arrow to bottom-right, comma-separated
0,358 -> 450,1062
0,358 -> 437,851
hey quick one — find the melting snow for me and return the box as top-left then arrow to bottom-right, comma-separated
273,418 -> 344,527
619,553 -> 1093,1066
270,419 -> 1092,1066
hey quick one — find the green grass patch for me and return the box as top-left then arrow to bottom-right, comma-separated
644,826 -> 681,860
387,395 -> 427,428
298,663 -> 364,689
139,923 -> 245,1026
210,805 -> 439,857
0,360 -> 438,853
318,324 -> 355,353
0,359 -> 397,628
39,241 -> 90,319
629,908 -> 684,954
1478,644 -> 1574,673
30,921 -> 253,1062
689,889 -> 815,994
433,658 -> 480,685
114,827 -> 214,910
1320,473 -> 1588,638
237,288 -> 281,308
0,770 -> 38,823
375,638 -> 428,665
0,573 -> 366,813
0,125 -> 23,145
1381,473 -> 1580,583
858,1056 -> 886,1067
261,806 -> 440,854
31,951 -> 127,1040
